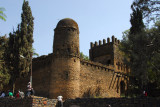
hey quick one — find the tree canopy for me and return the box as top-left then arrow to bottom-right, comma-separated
80,52 -> 89,60
3,0 -> 34,92
0,35 -> 10,90
120,7 -> 160,96
132,0 -> 160,23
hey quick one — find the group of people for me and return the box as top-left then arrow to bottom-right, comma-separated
0,90 -> 23,98
0,81 -> 35,99
143,90 -> 147,97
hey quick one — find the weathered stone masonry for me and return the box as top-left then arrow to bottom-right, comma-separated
15,18 -> 128,99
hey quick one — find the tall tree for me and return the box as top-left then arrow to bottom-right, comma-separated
4,0 -> 34,92
19,0 -> 34,75
0,7 -> 7,21
4,29 -> 20,92
146,20 -> 160,96
132,0 -> 160,23
120,8 -> 149,94
0,35 -> 10,90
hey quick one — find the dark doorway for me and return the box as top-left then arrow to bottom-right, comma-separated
107,60 -> 111,65
120,81 -> 125,95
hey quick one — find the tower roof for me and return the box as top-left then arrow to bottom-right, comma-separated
56,18 -> 79,30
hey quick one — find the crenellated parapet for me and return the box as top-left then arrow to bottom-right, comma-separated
90,36 -> 120,49
89,36 -> 121,65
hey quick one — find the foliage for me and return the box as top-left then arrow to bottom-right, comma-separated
4,29 -> 21,92
131,0 -> 160,23
19,0 -> 34,75
120,0 -> 160,97
0,7 -> 7,21
80,52 -> 89,60
146,21 -> 160,91
121,10 -> 160,96
120,8 -> 148,92
4,0 -> 34,92
32,48 -> 39,57
0,36 -> 10,90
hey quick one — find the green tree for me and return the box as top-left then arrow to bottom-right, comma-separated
0,7 -> 7,21
4,29 -> 20,92
0,35 -> 10,90
32,48 -> 39,57
146,20 -> 160,95
4,0 -> 34,92
80,52 -> 89,60
19,0 -> 34,74
120,8 -> 149,94
121,20 -> 160,97
132,0 -> 160,23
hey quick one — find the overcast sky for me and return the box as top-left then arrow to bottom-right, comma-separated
0,0 -> 133,56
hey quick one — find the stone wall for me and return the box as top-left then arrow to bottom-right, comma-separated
15,57 -> 127,99
15,54 -> 53,98
79,59 -> 126,98
63,98 -> 160,107
1,97 -> 160,107
14,53 -> 128,99
49,57 -> 80,99
0,96 -> 57,107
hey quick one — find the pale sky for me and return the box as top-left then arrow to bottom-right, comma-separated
0,0 -> 133,56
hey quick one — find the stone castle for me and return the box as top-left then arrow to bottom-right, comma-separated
16,18 -> 129,99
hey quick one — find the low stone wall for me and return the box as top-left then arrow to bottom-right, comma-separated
63,98 -> 160,107
1,97 -> 160,107
0,96 -> 57,107
0,98 -> 32,107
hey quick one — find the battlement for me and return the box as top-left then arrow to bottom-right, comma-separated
90,36 -> 120,49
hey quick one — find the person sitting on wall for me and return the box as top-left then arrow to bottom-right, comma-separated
143,90 -> 148,97
8,91 -> 13,98
27,82 -> 32,97
19,90 -> 25,98
145,91 -> 147,97
0,91 -> 5,98
16,91 -> 20,99
143,90 -> 145,96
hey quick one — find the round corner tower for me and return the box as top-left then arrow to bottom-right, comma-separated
49,18 -> 80,99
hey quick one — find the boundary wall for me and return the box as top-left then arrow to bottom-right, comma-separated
0,96 -> 57,107
64,98 -> 160,107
